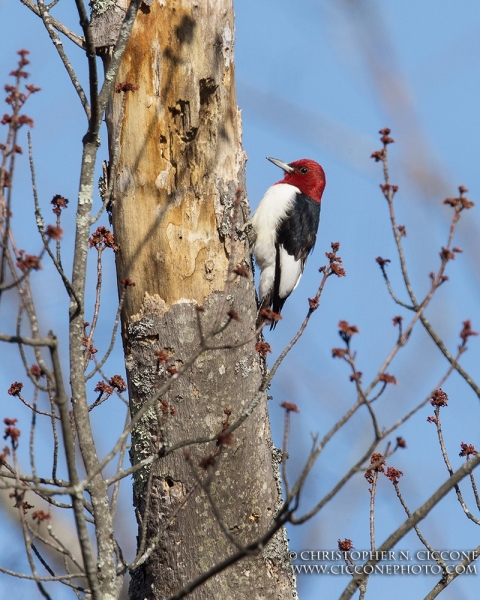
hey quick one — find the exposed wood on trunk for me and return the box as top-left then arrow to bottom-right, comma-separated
106,1 -> 296,597
109,0 -> 244,316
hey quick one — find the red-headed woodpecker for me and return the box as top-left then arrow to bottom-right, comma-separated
252,157 -> 326,328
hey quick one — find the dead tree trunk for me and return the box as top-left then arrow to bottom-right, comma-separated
105,1 -> 296,597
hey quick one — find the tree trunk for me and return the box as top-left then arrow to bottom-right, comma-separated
106,1 -> 296,598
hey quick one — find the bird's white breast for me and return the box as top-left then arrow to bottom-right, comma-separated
251,183 -> 299,266
251,183 -> 299,300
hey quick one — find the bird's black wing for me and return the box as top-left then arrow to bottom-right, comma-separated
271,194 -> 321,323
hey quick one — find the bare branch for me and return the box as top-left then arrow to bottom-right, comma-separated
74,0 -> 98,127
0,332 -> 56,347
339,454 -> 480,599
36,0 -> 90,117
433,405 -> 480,525
48,333 -> 101,597
28,134 -> 80,308
424,543 -> 480,599
393,481 -> 447,573
20,0 -> 84,47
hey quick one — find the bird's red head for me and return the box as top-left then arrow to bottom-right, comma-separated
268,157 -> 326,203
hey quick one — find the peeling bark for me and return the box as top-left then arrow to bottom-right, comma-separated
106,1 -> 296,597
126,288 -> 295,599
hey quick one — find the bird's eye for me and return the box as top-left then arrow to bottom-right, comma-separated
299,167 -> 308,174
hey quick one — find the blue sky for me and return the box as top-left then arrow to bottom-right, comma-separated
1,1 -> 479,598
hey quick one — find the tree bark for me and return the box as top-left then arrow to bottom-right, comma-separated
106,1 -> 296,598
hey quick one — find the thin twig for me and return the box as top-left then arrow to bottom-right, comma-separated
14,391 -> 59,420
0,565 -> 85,582
47,524 -> 84,572
85,246 -> 103,369
393,481 -> 447,573
85,284 -> 127,380
74,0 -> 98,127
36,0 -> 90,117
339,453 -> 480,599
369,472 -> 377,552
20,0 -> 85,47
28,134 -> 80,308
48,333 -> 101,597
0,332 -> 56,347
434,406 -> 480,525
424,543 -> 480,599
109,408 -> 130,519
470,472 -> 480,512
377,140 -> 480,398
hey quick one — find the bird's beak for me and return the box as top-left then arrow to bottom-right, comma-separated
267,157 -> 294,173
